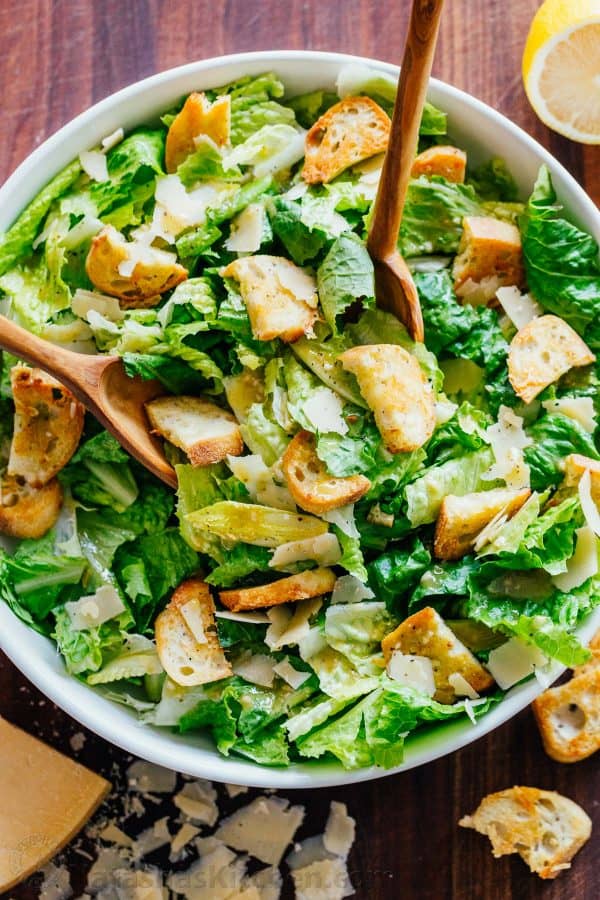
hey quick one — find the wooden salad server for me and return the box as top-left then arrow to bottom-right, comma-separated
367,0 -> 445,342
0,313 -> 177,488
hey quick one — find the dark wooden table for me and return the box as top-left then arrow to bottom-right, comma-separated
0,2 -> 598,898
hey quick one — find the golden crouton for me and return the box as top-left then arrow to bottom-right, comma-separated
562,454 -> 600,505
459,786 -> 592,879
145,396 -> 243,466
434,487 -> 531,560
508,315 -> 595,405
339,344 -> 435,453
8,366 -> 84,488
411,145 -> 466,183
165,92 -> 231,173
281,430 -> 371,515
86,225 -> 188,308
452,216 -> 524,304
382,606 -> 494,703
155,577 -> 232,686
219,567 -> 336,612
532,667 -> 600,763
302,96 -> 390,184
221,255 -> 317,343
0,475 -> 63,539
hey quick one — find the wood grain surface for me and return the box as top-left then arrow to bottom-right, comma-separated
0,1 -> 598,898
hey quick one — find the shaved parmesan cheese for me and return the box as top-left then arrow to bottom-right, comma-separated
169,822 -> 200,860
321,504 -> 360,538
542,396 -> 597,433
355,152 -> 384,185
292,857 -> 354,900
483,405 -> 531,489
98,823 -> 134,847
153,175 -> 227,238
178,598 -> 208,644
287,835 -> 334,870
448,672 -> 480,700
168,842 -> 245,900
131,816 -> 171,860
216,795 -> 305,865
39,862 -> 71,900
215,609 -> 270,624
65,585 -> 125,631
323,802 -> 356,859
227,454 -> 296,511
116,238 -> 179,279
297,625 -> 328,661
496,286 -> 543,329
173,780 -> 219,826
487,637 -> 547,690
255,130 -> 306,178
386,652 -> 436,696
366,503 -> 394,528
269,533 -> 342,568
226,203 -> 266,253
407,255 -> 452,273
273,657 -> 311,689
552,526 -> 599,591
579,468 -> 600,538
265,597 -> 323,650
276,262 -> 318,305
61,214 -> 105,249
473,508 -> 510,553
302,387 -> 348,434
101,127 -> 124,151
242,865 -> 282,900
233,653 -> 277,687
72,288 -> 125,322
435,397 -> 459,425
285,181 -> 309,200
224,783 -> 249,798
331,574 -> 374,605
80,149 -> 109,182
126,760 -> 177,794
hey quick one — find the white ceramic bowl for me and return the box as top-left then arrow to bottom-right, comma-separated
1,51 -> 598,789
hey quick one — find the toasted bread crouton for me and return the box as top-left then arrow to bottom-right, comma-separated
302,96 -> 391,184
165,92 -> 231,173
382,607 -> 494,703
434,487 -> 531,560
339,344 -> 435,453
8,366 -> 84,487
86,225 -> 188,308
532,667 -> 600,763
281,430 -> 371,515
411,145 -> 466,183
562,454 -> 600,505
221,255 -> 318,343
145,396 -> 243,466
459,786 -> 592,879
219,567 -> 336,612
508,315 -> 595,404
0,475 -> 63,539
452,216 -> 524,304
155,577 -> 232,686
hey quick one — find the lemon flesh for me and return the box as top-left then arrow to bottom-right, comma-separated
523,0 -> 600,144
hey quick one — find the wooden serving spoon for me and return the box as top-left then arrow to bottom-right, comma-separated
0,313 -> 177,488
367,0 -> 445,342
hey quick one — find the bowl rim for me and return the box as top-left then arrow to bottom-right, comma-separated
1,49 -> 599,789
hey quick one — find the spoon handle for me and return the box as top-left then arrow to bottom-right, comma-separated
368,0 -> 445,260
0,313 -> 107,394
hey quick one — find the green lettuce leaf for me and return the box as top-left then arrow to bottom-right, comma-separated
525,413 -> 600,490
405,447 -> 495,527
521,166 -> 600,347
367,539 -> 431,613
317,233 -> 375,330
468,157 -> 519,202
400,177 -> 481,258
0,159 -> 81,276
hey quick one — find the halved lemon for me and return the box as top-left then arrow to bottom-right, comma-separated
523,0 -> 600,144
